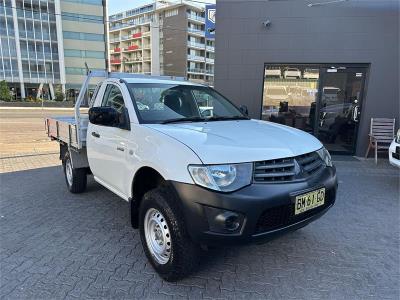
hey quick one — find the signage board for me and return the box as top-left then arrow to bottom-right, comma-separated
205,4 -> 216,39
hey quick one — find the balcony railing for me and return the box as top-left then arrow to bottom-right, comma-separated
187,55 -> 205,62
188,41 -> 205,49
118,32 -> 150,41
188,28 -> 205,36
187,68 -> 205,74
109,17 -> 153,31
187,13 -> 205,22
125,45 -> 140,51
206,58 -> 214,64
206,45 -> 215,52
124,58 -> 142,63
110,59 -> 121,64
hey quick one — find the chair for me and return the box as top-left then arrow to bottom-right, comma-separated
365,118 -> 396,164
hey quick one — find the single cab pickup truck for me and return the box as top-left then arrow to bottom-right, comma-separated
46,71 -> 337,281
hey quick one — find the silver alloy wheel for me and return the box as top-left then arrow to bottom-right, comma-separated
144,208 -> 172,265
65,159 -> 73,187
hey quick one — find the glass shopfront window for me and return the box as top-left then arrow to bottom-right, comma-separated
262,64 -> 320,134
262,64 -> 368,154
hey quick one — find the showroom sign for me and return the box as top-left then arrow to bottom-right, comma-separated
206,4 -> 216,39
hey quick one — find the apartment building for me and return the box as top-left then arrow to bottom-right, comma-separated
108,0 -> 215,85
0,0 -> 107,100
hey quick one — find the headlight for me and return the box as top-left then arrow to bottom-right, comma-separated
317,147 -> 333,167
188,163 -> 253,192
396,129 -> 400,143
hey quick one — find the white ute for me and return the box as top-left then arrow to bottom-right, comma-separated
46,71 -> 338,281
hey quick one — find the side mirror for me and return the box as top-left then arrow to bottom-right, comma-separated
239,105 -> 249,116
89,107 -> 130,130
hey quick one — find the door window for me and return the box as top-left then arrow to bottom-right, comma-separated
316,67 -> 365,153
101,84 -> 126,113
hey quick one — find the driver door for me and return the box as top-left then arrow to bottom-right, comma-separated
87,83 -> 130,196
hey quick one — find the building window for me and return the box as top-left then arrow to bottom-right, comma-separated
165,9 -> 178,18
61,0 -> 103,5
66,67 -> 103,75
62,12 -> 103,24
64,49 -> 105,59
65,67 -> 87,75
63,31 -> 104,41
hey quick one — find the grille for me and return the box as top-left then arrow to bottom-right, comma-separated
254,189 -> 335,234
253,151 -> 324,183
297,151 -> 324,175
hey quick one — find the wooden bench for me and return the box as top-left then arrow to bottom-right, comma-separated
365,118 -> 396,164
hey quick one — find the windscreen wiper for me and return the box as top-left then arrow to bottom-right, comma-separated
161,116 -> 206,124
206,115 -> 250,121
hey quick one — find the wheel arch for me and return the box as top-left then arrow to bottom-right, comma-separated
130,166 -> 166,228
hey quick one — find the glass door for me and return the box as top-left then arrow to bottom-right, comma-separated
315,66 -> 367,154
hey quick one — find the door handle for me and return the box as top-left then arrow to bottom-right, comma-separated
91,131 -> 100,138
116,147 -> 125,152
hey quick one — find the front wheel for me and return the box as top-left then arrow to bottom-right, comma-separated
62,152 -> 87,194
139,186 -> 200,281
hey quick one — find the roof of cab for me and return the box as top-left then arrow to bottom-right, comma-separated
121,77 -> 204,86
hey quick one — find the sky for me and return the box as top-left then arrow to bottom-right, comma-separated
108,0 -> 215,15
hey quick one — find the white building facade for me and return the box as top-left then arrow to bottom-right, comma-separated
108,0 -> 215,85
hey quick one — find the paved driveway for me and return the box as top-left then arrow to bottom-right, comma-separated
0,159 -> 399,299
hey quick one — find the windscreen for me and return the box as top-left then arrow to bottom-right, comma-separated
127,83 -> 245,123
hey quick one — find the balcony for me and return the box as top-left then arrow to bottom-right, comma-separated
113,48 -> 121,53
206,58 -> 214,64
206,45 -> 215,52
187,68 -> 205,74
187,13 -> 205,23
110,59 -> 121,64
188,28 -> 205,36
124,58 -> 142,63
125,45 -> 141,52
188,41 -> 205,49
132,32 -> 142,38
109,17 -> 153,31
187,55 -> 205,62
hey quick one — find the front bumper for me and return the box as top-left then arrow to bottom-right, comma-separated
170,166 -> 338,246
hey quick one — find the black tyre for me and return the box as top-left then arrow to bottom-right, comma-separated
139,185 -> 200,281
62,152 -> 87,194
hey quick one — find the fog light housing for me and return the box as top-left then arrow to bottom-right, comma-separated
204,206 -> 245,234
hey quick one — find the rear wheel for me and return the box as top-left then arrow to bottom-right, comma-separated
62,152 -> 87,193
139,186 -> 200,281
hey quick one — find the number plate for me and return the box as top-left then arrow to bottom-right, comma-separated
294,188 -> 325,215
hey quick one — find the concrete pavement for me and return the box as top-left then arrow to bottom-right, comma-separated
0,108 -> 399,299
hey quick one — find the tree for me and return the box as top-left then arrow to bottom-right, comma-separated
0,80 -> 13,102
54,86 -> 65,102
